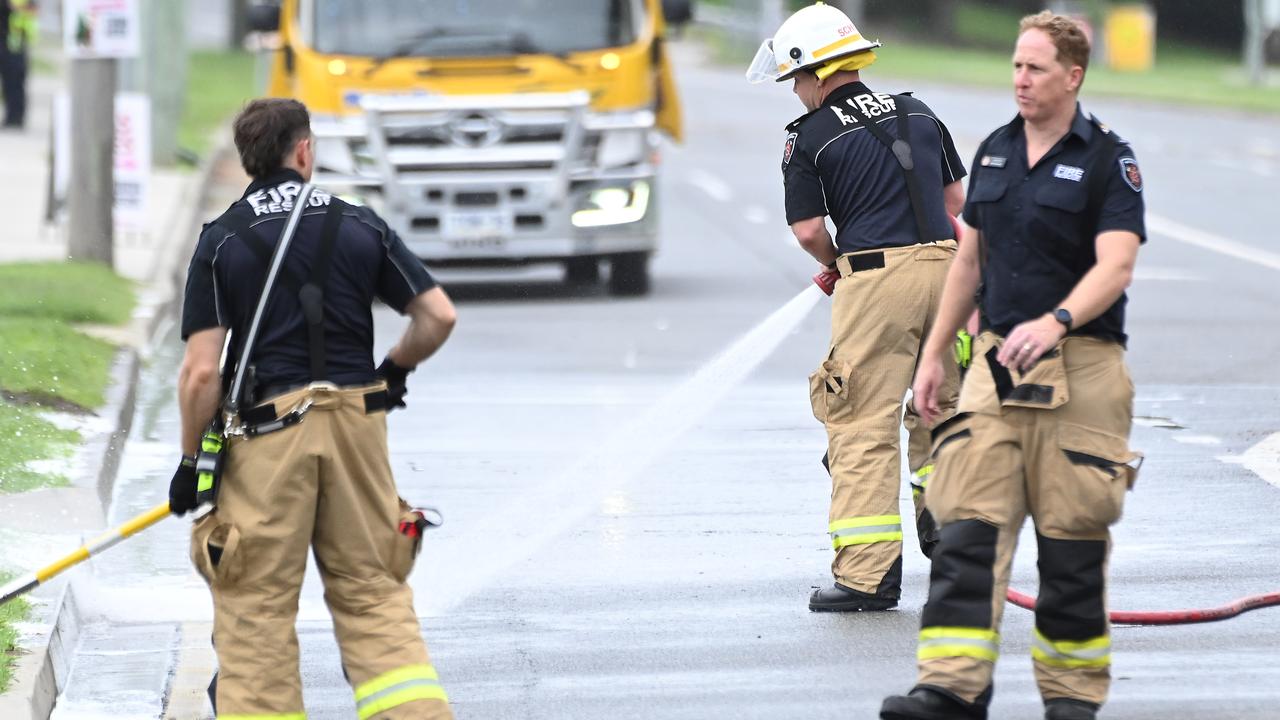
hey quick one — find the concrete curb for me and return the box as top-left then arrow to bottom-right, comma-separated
0,136 -> 231,720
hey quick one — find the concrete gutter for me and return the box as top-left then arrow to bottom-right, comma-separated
0,136 -> 230,720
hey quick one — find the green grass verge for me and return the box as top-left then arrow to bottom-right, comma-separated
0,262 -> 135,325
0,261 -> 132,492
874,38 -> 1280,114
695,1 -> 1280,114
0,318 -> 118,410
0,571 -> 32,694
0,402 -> 76,493
179,49 -> 260,157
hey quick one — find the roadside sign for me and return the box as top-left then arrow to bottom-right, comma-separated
51,91 -> 151,235
63,0 -> 141,59
114,93 -> 152,234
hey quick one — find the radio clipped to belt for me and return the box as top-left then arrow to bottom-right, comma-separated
195,423 -> 226,506
954,329 -> 973,370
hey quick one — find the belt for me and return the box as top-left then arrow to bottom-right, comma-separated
256,382 -> 314,401
835,251 -> 885,278
835,240 -> 958,278
238,384 -> 390,437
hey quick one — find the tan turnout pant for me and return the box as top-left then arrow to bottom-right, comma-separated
808,241 -> 959,596
917,333 -> 1140,708
191,383 -> 453,720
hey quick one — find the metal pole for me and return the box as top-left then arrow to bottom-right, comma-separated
67,58 -> 116,266
1245,0 -> 1266,86
830,0 -> 866,26
0,502 -> 172,606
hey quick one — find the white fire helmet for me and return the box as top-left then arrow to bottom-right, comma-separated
745,2 -> 881,84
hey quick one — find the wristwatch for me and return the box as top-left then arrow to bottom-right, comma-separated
1053,308 -> 1073,331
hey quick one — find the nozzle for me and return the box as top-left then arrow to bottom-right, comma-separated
813,268 -> 840,296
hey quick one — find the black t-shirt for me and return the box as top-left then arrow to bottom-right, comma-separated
963,107 -> 1146,346
181,170 -> 437,389
782,82 -> 967,253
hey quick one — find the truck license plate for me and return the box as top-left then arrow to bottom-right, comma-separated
443,211 -> 511,244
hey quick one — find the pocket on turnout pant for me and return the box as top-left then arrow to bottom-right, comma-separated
809,357 -> 856,425
1041,422 -> 1142,535
190,512 -> 244,587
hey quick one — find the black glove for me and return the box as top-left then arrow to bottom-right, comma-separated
376,356 -> 413,411
170,455 -> 199,517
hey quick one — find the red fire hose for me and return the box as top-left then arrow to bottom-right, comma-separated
1006,588 -> 1280,625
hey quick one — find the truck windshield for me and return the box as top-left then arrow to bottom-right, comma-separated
313,0 -> 638,58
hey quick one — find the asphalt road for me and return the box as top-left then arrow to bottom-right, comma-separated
50,42 -> 1280,720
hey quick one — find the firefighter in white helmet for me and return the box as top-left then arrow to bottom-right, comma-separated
749,3 -> 968,612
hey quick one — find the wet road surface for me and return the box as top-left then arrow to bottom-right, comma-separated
50,42 -> 1280,719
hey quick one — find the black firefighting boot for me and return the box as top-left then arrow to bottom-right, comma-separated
1044,698 -> 1099,720
880,686 -> 988,720
808,582 -> 898,612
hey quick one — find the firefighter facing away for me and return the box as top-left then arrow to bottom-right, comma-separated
881,12 -> 1146,720
747,2 -> 967,612
173,98 -> 458,719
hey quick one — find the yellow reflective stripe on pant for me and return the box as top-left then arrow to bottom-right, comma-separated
828,515 -> 902,549
918,627 -> 1000,662
911,465 -> 933,499
1031,629 -> 1111,669
354,664 -> 449,719
218,714 -> 307,719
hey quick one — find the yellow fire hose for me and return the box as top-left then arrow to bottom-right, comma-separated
0,502 -> 173,606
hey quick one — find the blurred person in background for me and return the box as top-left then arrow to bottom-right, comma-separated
747,1 -> 967,613
0,0 -> 35,129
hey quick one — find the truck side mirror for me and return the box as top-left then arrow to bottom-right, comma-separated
247,2 -> 282,33
662,0 -> 694,26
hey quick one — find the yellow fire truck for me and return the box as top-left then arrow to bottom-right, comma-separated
248,0 -> 691,295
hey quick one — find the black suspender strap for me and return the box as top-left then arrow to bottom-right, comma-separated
214,199 -> 345,387
300,201 -> 344,382
214,213 -> 306,299
840,96 -> 932,245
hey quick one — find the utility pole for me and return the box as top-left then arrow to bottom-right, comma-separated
760,0 -> 784,41
67,59 -> 116,266
830,0 -> 865,26
1245,0 -> 1266,86
120,0 -> 187,166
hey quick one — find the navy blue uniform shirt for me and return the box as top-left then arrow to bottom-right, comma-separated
964,106 -> 1145,346
782,81 -> 967,252
181,170 -> 436,390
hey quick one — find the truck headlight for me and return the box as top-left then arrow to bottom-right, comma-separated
572,181 -> 651,228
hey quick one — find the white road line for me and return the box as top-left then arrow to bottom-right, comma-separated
1148,213 -> 1280,273
1221,431 -> 1280,490
1208,154 -> 1274,178
686,168 -> 733,203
